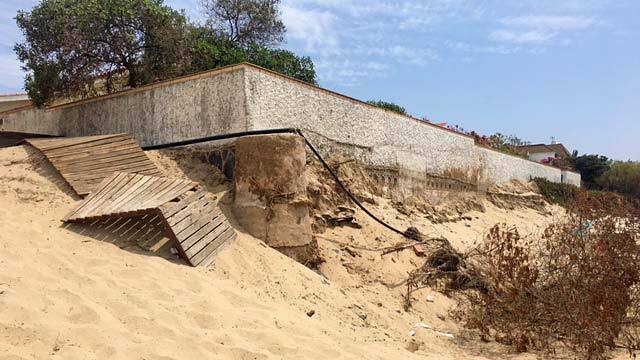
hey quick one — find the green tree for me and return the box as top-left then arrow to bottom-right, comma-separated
570,154 -> 610,188
597,161 -> 640,200
367,100 -> 408,116
189,26 -> 316,84
245,46 -> 316,84
202,0 -> 285,48
15,0 -> 191,107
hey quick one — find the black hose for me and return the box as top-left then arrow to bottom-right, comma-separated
142,127 -> 411,240
295,129 -> 409,239
141,128 -> 298,150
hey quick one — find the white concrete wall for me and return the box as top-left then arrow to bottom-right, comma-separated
0,66 -> 248,147
243,66 -> 581,186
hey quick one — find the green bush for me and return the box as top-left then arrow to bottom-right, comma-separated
597,161 -> 640,201
366,100 -> 408,116
533,177 -> 580,206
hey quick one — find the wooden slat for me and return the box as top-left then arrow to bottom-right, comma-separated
162,190 -> 207,219
64,163 -> 159,181
197,230 -> 236,267
44,138 -> 137,158
180,214 -> 226,251
100,174 -> 153,214
64,173 -> 129,220
50,144 -> 143,166
25,134 -> 160,196
26,134 -> 124,151
71,173 -> 139,219
190,228 -> 236,266
166,199 -> 214,230
172,205 -> 221,238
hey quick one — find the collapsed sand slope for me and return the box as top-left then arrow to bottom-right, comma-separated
0,145 -> 567,359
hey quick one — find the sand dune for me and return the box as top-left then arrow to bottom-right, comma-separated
0,145 -> 570,359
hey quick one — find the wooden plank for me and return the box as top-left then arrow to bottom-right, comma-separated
44,138 -> 137,158
63,163 -> 159,181
139,180 -> 197,209
165,197 -> 212,229
51,150 -> 144,170
62,162 -> 158,181
48,143 -> 142,165
114,177 -> 167,212
161,189 -> 207,218
99,174 -> 152,214
63,173 -> 124,221
197,231 -> 236,267
179,214 -> 226,251
27,134 -> 124,151
189,227 -> 236,266
172,204 -> 221,237
152,182 -> 200,207
166,198 -> 215,229
55,154 -> 154,174
72,173 -> 139,219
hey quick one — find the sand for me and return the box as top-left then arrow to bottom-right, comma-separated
0,145 -> 616,359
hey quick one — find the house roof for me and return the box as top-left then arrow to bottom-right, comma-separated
0,93 -> 28,100
518,143 -> 571,158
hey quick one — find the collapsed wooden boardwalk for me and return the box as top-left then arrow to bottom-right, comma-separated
64,172 -> 236,267
24,134 -> 161,196
25,134 -> 235,267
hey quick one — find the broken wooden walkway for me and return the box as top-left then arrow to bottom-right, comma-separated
24,134 -> 162,196
64,172 -> 236,267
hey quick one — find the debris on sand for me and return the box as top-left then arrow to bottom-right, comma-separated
313,207 -> 363,233
403,241 -> 488,311
403,226 -> 424,241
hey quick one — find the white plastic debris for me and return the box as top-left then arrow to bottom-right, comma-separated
414,323 -> 433,329
170,247 -> 178,255
436,331 -> 455,339
426,295 -> 435,302
408,330 -> 416,337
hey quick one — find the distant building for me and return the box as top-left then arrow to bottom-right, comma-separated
0,93 -> 31,113
518,143 -> 571,162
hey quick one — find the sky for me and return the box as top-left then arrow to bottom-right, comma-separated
1,0 -> 638,160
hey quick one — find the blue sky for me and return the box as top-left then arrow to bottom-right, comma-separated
1,0 -> 638,160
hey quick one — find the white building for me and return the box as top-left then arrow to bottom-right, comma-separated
518,143 -> 572,162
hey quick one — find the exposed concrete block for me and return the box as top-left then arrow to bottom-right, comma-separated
232,134 -> 316,264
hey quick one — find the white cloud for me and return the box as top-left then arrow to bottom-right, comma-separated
489,29 -> 557,45
446,41 -> 520,55
315,59 -> 389,86
281,5 -> 339,55
499,15 -> 597,30
489,14 -> 599,46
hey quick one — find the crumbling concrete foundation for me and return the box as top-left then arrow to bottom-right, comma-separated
232,134 -> 318,265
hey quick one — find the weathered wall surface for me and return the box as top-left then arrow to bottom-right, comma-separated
243,67 -> 580,186
0,108 -> 61,136
0,67 -> 248,147
244,67 -> 476,174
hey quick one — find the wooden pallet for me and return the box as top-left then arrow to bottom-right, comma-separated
25,134 -> 162,196
64,172 -> 236,267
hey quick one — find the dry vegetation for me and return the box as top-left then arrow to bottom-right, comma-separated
437,193 -> 640,359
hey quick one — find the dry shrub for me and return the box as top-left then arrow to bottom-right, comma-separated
455,193 -> 640,359
403,240 -> 487,311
